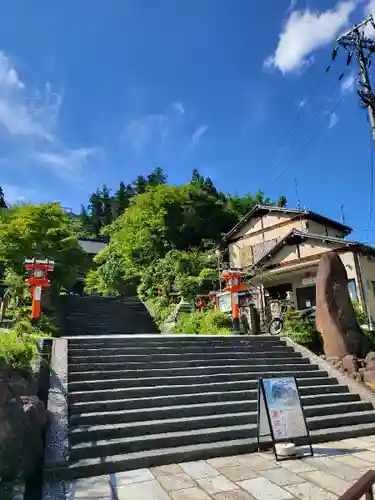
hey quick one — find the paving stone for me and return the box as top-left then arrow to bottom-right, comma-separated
285,482 -> 339,500
65,477 -> 112,499
260,467 -> 305,486
196,475 -> 239,495
333,454 -> 373,470
300,470 -> 352,496
157,473 -> 196,492
279,459 -> 317,473
152,464 -> 184,476
180,460 -> 220,479
212,490 -> 256,500
169,487 -> 212,500
207,456 -> 242,469
237,477 -> 294,500
110,468 -> 155,486
353,450 -> 375,462
218,465 -> 258,482
236,455 -> 279,471
303,457 -> 362,481
116,480 -> 170,500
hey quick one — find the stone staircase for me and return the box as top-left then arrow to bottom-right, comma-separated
59,295 -> 159,335
47,334 -> 375,480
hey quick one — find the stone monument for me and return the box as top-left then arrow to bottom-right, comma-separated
315,251 -> 370,358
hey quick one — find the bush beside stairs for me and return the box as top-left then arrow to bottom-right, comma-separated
47,296 -> 375,480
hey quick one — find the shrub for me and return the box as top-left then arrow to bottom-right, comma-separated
0,330 -> 38,372
173,310 -> 232,335
283,311 -> 322,353
352,300 -> 369,327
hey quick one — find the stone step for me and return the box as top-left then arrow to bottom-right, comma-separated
67,348 -> 298,363
68,370 -> 328,391
308,410 -> 375,430
68,356 -> 307,372
68,363 -> 318,382
70,399 -> 372,429
70,400 -> 256,426
69,424 -> 255,461
45,437 -> 259,481
69,389 -> 361,415
47,419 -> 375,481
69,379 -> 342,403
69,411 -> 255,444
68,344 -> 288,355
68,335 -> 283,345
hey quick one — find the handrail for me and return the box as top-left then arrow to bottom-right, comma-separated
338,470 -> 375,500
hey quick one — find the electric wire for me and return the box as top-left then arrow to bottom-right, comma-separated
268,67 -> 331,171
271,75 -> 358,184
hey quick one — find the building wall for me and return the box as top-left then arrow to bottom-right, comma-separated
228,213 -> 342,269
357,254 -> 375,321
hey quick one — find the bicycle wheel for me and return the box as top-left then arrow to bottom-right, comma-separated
268,317 -> 284,335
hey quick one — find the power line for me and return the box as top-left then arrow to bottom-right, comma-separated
267,65 -> 333,170
271,76 -> 357,184
270,76 -> 343,177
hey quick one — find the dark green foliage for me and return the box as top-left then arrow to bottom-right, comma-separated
0,186 -> 7,209
173,310 -> 232,335
283,310 -> 323,353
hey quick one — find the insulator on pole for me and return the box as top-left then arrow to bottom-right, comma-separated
339,72 -> 344,81
325,65 -> 331,73
347,52 -> 353,65
332,47 -> 338,60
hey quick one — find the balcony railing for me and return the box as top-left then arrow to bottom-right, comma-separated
338,470 -> 375,500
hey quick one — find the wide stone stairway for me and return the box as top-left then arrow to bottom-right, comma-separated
45,324 -> 375,481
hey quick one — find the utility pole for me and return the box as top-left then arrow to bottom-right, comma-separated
336,15 -> 375,143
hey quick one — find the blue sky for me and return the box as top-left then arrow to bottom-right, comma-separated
0,0 -> 375,242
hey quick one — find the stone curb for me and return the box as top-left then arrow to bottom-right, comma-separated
43,338 -> 68,468
282,336 -> 375,409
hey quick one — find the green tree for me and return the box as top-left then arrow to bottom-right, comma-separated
147,166 -> 167,187
133,175 -> 147,195
113,182 -> 133,218
88,189 -> 104,235
101,185 -> 113,226
0,186 -> 6,209
0,203 -> 87,293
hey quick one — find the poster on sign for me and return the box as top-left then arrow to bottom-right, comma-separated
257,376 -> 313,460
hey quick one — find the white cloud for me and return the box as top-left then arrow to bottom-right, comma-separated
191,125 -> 208,148
0,50 -> 97,180
340,72 -> 356,94
1,183 -> 36,204
35,148 -> 97,175
124,114 -> 170,151
172,101 -> 185,115
265,1 -> 356,73
364,0 -> 375,36
329,112 -> 339,128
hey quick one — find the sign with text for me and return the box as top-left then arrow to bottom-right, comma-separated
257,377 -> 313,460
218,292 -> 232,313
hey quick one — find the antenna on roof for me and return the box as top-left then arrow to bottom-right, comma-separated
295,178 -> 304,232
294,178 -> 301,212
340,204 -> 346,225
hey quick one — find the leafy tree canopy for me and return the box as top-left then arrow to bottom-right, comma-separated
0,203 -> 87,291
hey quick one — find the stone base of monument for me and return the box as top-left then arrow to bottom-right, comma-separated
275,442 -> 296,457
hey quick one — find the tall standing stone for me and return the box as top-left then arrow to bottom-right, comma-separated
315,251 -> 370,358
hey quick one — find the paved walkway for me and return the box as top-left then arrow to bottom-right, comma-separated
65,437 -> 375,499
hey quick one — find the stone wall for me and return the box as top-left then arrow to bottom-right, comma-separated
0,359 -> 47,480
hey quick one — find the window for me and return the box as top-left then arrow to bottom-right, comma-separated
348,279 -> 358,301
